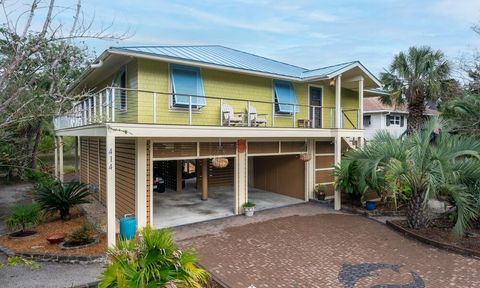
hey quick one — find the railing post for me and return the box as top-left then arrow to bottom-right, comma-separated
247,101 -> 251,127
153,92 -> 157,124
330,108 -> 333,128
272,102 -> 275,127
293,104 -> 296,128
99,91 -> 103,122
93,95 -> 97,122
111,88 -> 115,122
312,107 -> 315,129
188,95 -> 192,125
220,99 -> 223,126
89,97 -> 93,124
106,90 -> 110,122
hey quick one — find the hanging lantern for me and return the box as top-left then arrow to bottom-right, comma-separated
299,153 -> 312,162
299,138 -> 311,162
212,138 -> 229,168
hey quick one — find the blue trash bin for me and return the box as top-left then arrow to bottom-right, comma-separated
119,214 -> 137,240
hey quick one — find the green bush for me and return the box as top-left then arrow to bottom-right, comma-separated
34,181 -> 91,220
24,170 -> 57,188
99,226 -> 208,288
6,203 -> 41,233
66,223 -> 95,244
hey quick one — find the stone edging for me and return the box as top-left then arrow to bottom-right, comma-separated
386,220 -> 480,259
0,244 -> 105,264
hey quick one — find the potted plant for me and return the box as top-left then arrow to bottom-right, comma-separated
314,184 -> 326,200
6,203 -> 41,238
243,201 -> 256,217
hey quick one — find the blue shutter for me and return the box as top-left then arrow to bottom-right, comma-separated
273,80 -> 299,114
170,65 -> 206,107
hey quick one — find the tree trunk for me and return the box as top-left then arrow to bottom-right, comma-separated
30,122 -> 42,170
407,189 -> 430,229
407,92 -> 426,134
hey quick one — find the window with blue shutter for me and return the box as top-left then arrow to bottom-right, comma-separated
170,64 -> 206,108
273,80 -> 299,114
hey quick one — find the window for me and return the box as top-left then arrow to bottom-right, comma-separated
170,64 -> 206,108
363,115 -> 371,126
387,115 -> 404,127
113,68 -> 127,111
273,80 -> 299,114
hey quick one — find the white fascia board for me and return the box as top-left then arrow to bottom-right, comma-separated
54,125 -> 108,137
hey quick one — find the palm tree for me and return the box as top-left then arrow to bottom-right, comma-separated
346,118 -> 480,235
442,93 -> 480,136
380,46 -> 450,134
99,226 -> 208,288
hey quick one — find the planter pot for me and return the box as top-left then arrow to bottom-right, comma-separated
46,233 -> 66,244
8,230 -> 37,239
59,237 -> 98,250
365,201 -> 377,211
317,194 -> 326,201
244,207 -> 255,217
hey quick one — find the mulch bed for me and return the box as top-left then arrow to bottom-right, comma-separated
342,202 -> 407,217
389,218 -> 480,257
0,208 -> 106,256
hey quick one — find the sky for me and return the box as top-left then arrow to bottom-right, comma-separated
9,0 -> 480,78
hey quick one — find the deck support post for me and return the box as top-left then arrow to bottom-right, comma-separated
135,138 -> 147,229
106,135 -> 116,246
306,138 -> 315,201
74,136 -> 80,175
54,137 -> 59,179
235,140 -> 248,214
358,77 -> 365,147
334,135 -> 342,210
176,161 -> 183,192
201,159 -> 208,201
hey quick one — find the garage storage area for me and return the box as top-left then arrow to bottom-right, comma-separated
151,142 -> 236,228
247,141 -> 308,210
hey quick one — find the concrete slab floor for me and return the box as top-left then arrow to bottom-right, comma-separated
153,180 -> 305,228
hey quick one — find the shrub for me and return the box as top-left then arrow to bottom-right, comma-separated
24,170 -> 57,188
6,203 -> 41,233
242,201 -> 256,208
66,223 -> 95,245
34,181 -> 91,220
99,226 -> 208,288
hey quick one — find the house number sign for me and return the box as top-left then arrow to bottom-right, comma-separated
108,147 -> 114,170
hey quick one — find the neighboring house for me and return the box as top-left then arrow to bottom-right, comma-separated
52,45 -> 381,245
363,96 -> 438,140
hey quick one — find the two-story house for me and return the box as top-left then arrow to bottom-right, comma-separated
52,45 -> 381,245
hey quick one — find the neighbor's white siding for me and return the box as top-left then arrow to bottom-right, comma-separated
364,112 -> 407,140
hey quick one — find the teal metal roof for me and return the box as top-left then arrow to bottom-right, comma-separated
109,45 -> 361,80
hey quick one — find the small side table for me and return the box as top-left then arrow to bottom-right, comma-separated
297,119 -> 312,128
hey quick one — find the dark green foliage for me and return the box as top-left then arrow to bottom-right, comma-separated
6,203 -> 41,233
442,93 -> 480,136
34,182 -> 91,220
99,226 -> 208,288
24,170 -> 57,188
66,223 -> 95,245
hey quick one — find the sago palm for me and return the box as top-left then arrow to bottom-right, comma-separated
346,118 -> 480,236
380,46 -> 450,133
99,226 -> 208,288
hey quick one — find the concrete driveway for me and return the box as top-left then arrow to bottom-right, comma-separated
174,203 -> 480,288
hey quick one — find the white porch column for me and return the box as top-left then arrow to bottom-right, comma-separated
306,139 -> 315,200
74,136 -> 79,175
335,75 -> 342,128
106,135 -> 116,246
58,136 -> 64,182
334,135 -> 342,210
358,78 -> 365,147
135,138 -> 147,229
54,137 -> 59,178
235,140 -> 248,214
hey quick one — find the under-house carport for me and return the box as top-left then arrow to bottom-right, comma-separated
150,142 -> 237,228
247,141 -> 308,210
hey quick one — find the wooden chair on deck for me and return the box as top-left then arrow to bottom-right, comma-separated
222,103 -> 244,126
247,105 -> 268,127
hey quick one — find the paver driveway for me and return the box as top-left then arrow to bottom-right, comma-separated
174,203 -> 480,288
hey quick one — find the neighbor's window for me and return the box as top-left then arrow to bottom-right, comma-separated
273,80 -> 299,114
113,68 -> 127,112
389,115 -> 401,126
170,64 -> 206,108
363,115 -> 371,126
